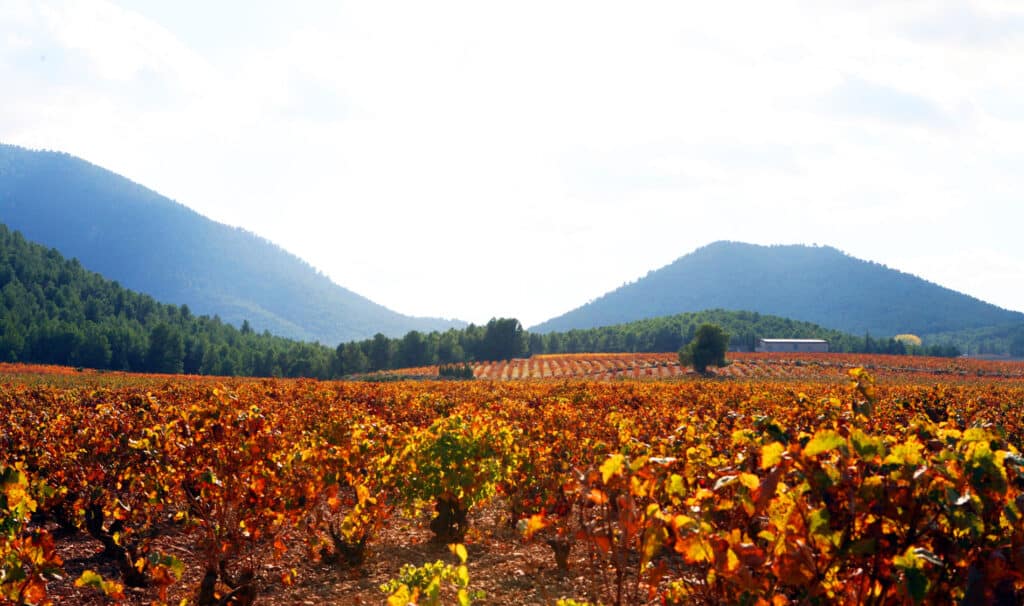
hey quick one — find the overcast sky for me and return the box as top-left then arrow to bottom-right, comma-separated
2,0 -> 1022,326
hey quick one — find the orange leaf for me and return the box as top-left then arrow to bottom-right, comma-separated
588,488 -> 608,505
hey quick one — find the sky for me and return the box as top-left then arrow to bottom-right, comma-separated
1,0 -> 1022,327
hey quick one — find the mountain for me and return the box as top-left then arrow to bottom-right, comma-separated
0,144 -> 464,343
531,241 -> 1024,337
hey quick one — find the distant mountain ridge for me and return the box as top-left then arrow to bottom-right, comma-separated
0,144 -> 464,343
531,241 -> 1024,337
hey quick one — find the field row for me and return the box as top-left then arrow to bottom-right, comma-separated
392,352 -> 1024,382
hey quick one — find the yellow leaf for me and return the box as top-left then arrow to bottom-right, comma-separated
600,453 -> 625,483
387,586 -> 413,606
450,543 -> 468,563
761,442 -> 784,469
666,473 -> 686,498
520,514 -> 548,540
726,548 -> 740,573
739,473 -> 760,491
629,454 -> 649,472
677,536 -> 712,563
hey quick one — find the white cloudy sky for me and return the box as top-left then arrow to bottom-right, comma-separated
2,0 -> 1022,326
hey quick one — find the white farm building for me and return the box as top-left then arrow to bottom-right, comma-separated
756,338 -> 829,353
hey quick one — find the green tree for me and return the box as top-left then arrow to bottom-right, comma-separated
74,325 -> 112,369
368,333 -> 393,371
146,323 -> 184,374
1010,328 -> 1024,358
436,330 -> 465,364
398,330 -> 430,367
335,342 -> 369,375
678,323 -> 729,374
480,318 -> 526,361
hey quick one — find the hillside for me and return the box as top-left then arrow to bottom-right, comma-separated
530,309 -> 866,354
0,224 -> 533,376
531,241 -> 1024,337
0,224 -> 338,376
0,144 -> 463,343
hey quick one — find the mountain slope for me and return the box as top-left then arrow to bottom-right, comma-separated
531,241 -> 1024,336
0,144 -> 463,343
0,223 -> 338,376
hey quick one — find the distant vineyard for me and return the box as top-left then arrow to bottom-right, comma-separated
383,352 -> 1024,382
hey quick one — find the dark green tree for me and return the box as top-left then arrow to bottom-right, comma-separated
436,330 -> 465,364
146,323 -> 184,374
678,323 -> 730,374
335,342 -> 369,375
368,333 -> 393,370
74,325 -> 112,369
398,330 -> 430,367
1010,329 -> 1024,358
480,318 -> 526,361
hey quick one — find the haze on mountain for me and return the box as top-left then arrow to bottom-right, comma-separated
531,241 -> 1024,339
0,144 -> 464,343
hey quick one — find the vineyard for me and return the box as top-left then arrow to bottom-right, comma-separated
390,352 -> 1024,383
1,356 -> 1023,604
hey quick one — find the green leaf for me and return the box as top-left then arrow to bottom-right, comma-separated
904,568 -> 929,603
804,430 -> 846,457
809,508 -> 830,537
75,570 -> 104,590
851,429 -> 886,459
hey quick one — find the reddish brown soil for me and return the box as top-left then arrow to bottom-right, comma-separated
44,499 -> 608,605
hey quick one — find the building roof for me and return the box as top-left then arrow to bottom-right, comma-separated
758,338 -> 829,343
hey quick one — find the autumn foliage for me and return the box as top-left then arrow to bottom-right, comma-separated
0,359 -> 1022,604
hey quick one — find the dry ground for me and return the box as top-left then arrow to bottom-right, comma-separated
44,498 -> 611,605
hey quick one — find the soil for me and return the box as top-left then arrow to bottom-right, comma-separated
43,499 -> 609,605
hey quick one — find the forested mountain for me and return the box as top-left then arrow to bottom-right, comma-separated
0,225 -> 533,376
532,241 -> 1024,337
0,224 -> 337,376
0,144 -> 463,343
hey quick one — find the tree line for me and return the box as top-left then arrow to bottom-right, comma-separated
526,309 -> 961,358
0,225 -> 531,378
0,225 -> 962,380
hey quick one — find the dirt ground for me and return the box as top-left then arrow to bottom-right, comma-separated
45,499 -> 610,605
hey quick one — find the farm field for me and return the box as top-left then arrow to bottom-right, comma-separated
1,354 -> 1023,605
389,351 -> 1024,383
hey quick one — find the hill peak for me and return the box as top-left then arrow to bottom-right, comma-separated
0,144 -> 464,343
531,240 -> 1023,336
